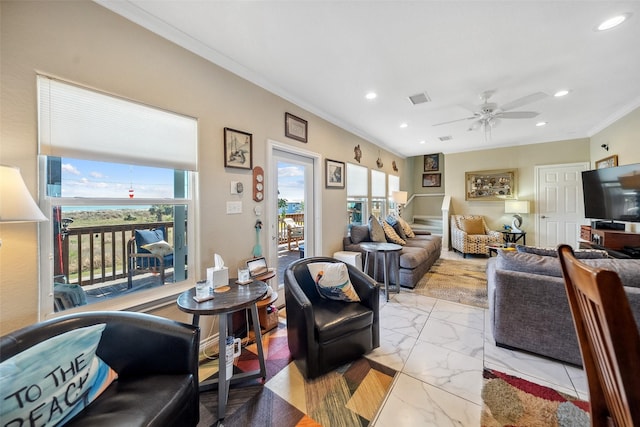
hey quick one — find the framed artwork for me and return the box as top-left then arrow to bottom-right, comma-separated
325,159 -> 345,189
596,154 -> 618,169
465,169 -> 516,201
224,127 -> 252,170
422,173 -> 441,187
285,112 -> 308,143
424,153 -> 439,171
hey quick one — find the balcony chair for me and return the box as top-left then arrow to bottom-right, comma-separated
283,217 -> 304,250
127,227 -> 173,289
451,214 -> 502,257
284,256 -> 380,379
558,244 -> 640,427
53,276 -> 87,311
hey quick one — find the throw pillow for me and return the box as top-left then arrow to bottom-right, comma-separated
516,245 -> 608,259
393,221 -> 407,240
0,324 -> 118,426
349,225 -> 371,244
368,216 -> 387,243
141,240 -> 173,257
460,218 -> 486,235
386,215 -> 398,227
397,216 -> 416,238
382,221 -> 406,245
306,262 -> 360,302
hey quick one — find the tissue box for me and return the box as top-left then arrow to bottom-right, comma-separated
207,267 -> 229,288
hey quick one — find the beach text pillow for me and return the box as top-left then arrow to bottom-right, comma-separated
307,262 -> 361,302
0,324 -> 118,426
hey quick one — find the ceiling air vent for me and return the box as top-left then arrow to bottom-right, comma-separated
438,135 -> 453,142
408,92 -> 431,105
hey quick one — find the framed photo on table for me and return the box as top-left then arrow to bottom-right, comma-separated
325,159 -> 345,188
224,127 -> 252,170
285,112 -> 308,143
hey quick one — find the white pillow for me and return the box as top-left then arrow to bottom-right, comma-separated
306,262 -> 361,302
141,240 -> 173,257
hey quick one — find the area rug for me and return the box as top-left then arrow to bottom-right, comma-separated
197,323 -> 396,427
415,259 -> 488,308
481,368 -> 590,427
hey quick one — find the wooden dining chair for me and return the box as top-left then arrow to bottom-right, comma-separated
557,244 -> 640,427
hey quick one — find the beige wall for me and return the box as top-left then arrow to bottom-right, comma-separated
443,138 -> 591,246
0,1 -> 407,333
590,106 -> 640,167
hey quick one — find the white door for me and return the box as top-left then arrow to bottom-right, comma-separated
268,141 -> 321,288
535,162 -> 589,248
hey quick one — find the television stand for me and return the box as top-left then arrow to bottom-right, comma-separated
578,228 -> 640,259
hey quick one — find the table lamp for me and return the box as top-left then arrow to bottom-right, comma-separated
504,200 -> 530,233
0,165 -> 48,247
391,191 -> 408,217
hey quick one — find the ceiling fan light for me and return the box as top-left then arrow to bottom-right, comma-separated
596,13 -> 631,31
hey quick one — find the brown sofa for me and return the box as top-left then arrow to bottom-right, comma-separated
343,224 -> 442,288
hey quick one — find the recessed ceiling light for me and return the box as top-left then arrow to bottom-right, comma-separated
536,121 -> 547,127
554,89 -> 570,97
419,140 -> 426,144
596,13 -> 632,31
400,123 -> 408,128
365,92 -> 377,100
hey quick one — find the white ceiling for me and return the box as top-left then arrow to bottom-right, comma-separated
97,1 -> 640,158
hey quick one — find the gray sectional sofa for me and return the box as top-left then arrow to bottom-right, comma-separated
487,249 -> 640,365
343,225 -> 442,288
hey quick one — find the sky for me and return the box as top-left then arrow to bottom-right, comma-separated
60,158 -> 305,202
61,158 -> 175,198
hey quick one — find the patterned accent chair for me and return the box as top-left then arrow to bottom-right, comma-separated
451,215 -> 502,257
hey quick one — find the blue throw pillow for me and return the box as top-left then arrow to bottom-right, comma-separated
386,215 -> 398,226
0,324 -> 118,426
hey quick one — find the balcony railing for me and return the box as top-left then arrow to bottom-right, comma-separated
57,221 -> 173,286
58,214 -> 303,288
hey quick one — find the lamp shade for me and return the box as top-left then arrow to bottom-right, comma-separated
504,200 -> 530,214
392,190 -> 408,204
0,165 -> 47,222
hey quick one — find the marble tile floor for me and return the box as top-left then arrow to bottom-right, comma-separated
368,249 -> 588,427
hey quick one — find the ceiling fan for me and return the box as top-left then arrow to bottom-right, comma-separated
433,90 -> 548,137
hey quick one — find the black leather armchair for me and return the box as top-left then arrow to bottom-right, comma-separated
284,257 -> 380,379
0,311 -> 200,427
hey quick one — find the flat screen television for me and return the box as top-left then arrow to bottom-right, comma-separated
582,163 -> 640,223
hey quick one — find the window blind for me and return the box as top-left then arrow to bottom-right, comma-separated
371,169 -> 386,198
37,76 -> 198,171
347,163 -> 367,196
388,174 -> 399,196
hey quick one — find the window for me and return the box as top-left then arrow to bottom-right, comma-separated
371,169 -> 387,220
37,76 -> 197,314
388,174 -> 400,215
347,163 -> 368,225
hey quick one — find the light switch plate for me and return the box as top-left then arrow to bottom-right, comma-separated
226,201 -> 242,214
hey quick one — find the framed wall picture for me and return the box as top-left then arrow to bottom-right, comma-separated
422,173 -> 441,187
424,153 -> 439,171
596,154 -> 618,169
285,112 -> 308,143
224,127 -> 252,170
465,169 -> 516,201
325,159 -> 345,189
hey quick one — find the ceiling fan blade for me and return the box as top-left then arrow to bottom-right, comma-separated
497,111 -> 539,119
432,115 -> 478,126
501,92 -> 548,111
